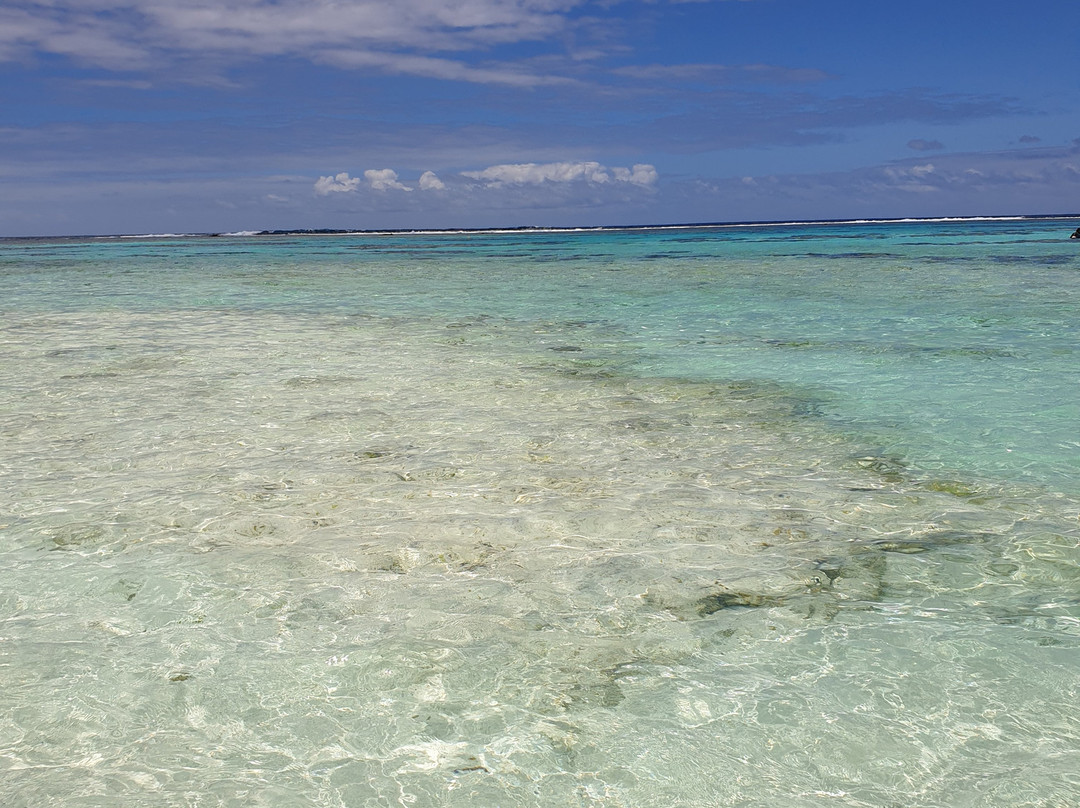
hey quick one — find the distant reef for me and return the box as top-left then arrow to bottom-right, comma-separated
215,226 -> 565,237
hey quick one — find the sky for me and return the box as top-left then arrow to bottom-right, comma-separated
1,0 -> 1078,236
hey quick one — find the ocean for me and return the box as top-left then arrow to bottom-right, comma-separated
2,217 -> 1078,806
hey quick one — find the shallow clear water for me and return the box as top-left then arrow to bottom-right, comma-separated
2,220 -> 1079,806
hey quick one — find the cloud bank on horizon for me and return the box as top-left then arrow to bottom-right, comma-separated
0,0 -> 1078,235
316,161 -> 658,194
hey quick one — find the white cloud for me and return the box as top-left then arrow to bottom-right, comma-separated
315,168 -> 414,193
365,168 -> 412,191
312,162 -> 654,200
882,163 -> 938,193
317,49 -> 574,87
418,170 -> 446,191
0,0 -> 589,84
463,161 -> 607,185
313,171 -> 362,195
462,161 -> 657,187
613,164 -> 659,186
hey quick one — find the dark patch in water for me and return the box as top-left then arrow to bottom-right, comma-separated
554,367 -> 617,380
611,415 -> 677,432
870,540 -> 935,555
991,254 -> 1075,266
922,479 -> 982,498
284,375 -> 358,388
764,339 -> 815,348
59,371 -> 122,379
350,445 -> 416,462
853,454 -> 908,482
867,530 -> 993,555
696,590 -> 783,615
48,524 -> 106,550
803,252 -> 900,259
812,559 -> 844,584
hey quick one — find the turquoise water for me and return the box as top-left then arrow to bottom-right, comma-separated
2,219 -> 1079,806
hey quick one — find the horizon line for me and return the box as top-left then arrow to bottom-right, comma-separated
3,213 -> 1079,242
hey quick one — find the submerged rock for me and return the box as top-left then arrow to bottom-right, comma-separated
695,590 -> 784,616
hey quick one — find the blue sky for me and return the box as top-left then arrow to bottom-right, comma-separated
1,0 -> 1078,235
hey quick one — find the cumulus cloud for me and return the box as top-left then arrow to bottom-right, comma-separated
418,170 -> 446,190
313,172 -> 362,195
1018,134 -> 1041,144
908,138 -> 944,151
462,161 -> 657,187
464,161 -> 609,185
364,168 -> 412,191
613,164 -> 658,186
314,162 -> 656,197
